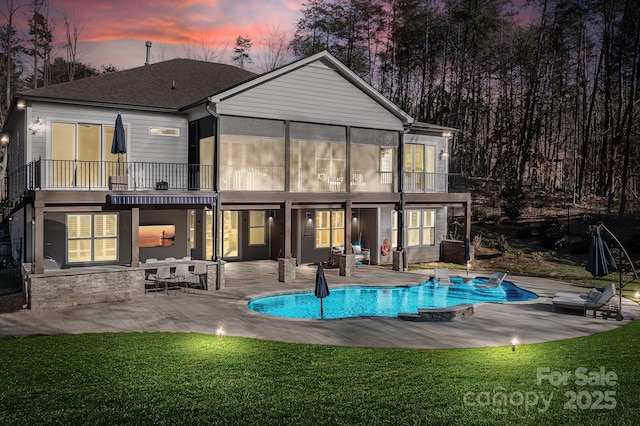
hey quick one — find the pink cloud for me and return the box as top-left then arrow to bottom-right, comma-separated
11,0 -> 303,70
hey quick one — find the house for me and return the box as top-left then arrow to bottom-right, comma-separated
0,51 -> 471,308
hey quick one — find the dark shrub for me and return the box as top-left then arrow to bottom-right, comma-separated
623,233 -> 640,254
541,223 -> 567,249
501,181 -> 526,222
516,227 -> 533,240
472,209 -> 486,222
496,234 -> 509,254
569,240 -> 589,255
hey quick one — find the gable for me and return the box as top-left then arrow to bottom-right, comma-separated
216,58 -> 407,131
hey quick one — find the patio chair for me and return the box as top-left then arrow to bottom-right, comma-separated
164,257 -> 177,263
166,263 -> 190,293
145,258 -> 160,264
188,262 -> 207,290
552,283 -> 617,317
433,268 -> 452,285
43,256 -> 60,270
147,265 -> 171,296
476,272 -> 507,288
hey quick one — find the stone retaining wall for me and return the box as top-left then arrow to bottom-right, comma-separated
28,269 -> 145,310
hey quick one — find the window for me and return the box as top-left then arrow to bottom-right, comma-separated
223,211 -> 239,257
189,210 -> 195,250
407,210 -> 421,246
422,210 -> 436,246
51,121 -> 127,187
391,210 -> 398,248
249,211 -> 266,245
406,209 -> 436,247
210,210 -> 240,259
148,126 -> 179,136
315,210 -> 344,248
404,144 -> 436,191
67,213 -> 118,263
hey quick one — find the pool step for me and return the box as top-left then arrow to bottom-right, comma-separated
398,304 -> 474,322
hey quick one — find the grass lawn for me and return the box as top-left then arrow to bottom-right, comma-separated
1,322 -> 639,426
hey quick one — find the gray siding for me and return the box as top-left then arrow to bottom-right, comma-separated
218,60 -> 405,131
28,103 -> 188,165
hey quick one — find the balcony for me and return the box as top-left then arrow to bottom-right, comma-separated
403,172 -> 468,193
2,159 -> 215,202
0,160 -> 469,209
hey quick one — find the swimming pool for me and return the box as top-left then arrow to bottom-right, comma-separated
247,276 -> 538,319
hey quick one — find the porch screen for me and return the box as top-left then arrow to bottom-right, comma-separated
350,128 -> 398,192
291,123 -> 346,192
220,117 -> 285,191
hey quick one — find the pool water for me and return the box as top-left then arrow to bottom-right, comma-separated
248,276 -> 538,320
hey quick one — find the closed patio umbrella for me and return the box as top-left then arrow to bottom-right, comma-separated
315,264 -> 330,319
111,113 -> 126,173
586,225 -> 618,277
586,223 -> 638,321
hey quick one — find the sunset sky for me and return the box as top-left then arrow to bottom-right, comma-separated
8,0 -> 536,73
10,0 -> 305,72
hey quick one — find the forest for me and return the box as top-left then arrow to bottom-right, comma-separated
2,0 -> 639,218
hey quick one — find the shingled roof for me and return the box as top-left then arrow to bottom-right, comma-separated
18,58 -> 257,111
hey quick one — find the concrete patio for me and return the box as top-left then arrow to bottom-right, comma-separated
1,260 -> 638,349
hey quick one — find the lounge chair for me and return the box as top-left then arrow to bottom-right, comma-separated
476,272 -> 507,288
552,283 -> 617,317
433,268 -> 452,285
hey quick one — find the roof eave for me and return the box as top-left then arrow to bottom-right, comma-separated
17,94 -> 181,113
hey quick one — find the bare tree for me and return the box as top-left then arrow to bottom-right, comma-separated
256,24 -> 290,72
1,0 -> 25,111
61,9 -> 82,81
180,35 -> 227,62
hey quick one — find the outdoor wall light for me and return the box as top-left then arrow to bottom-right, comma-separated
511,337 -> 519,352
17,99 -> 26,110
0,134 -> 8,145
442,131 -> 453,138
217,327 -> 224,339
352,211 -> 357,219
29,117 -> 44,135
439,150 -> 449,160
306,212 -> 312,220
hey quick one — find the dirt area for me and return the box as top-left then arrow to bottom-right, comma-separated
459,190 -> 640,273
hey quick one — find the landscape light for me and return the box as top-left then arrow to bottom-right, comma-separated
511,337 -> 519,352
217,327 -> 224,339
